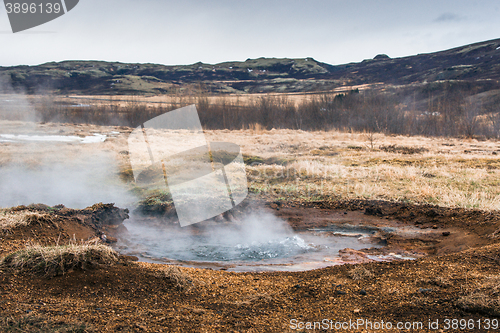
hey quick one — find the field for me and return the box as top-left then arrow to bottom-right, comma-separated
1,103 -> 500,331
2,117 -> 499,210
206,129 -> 500,210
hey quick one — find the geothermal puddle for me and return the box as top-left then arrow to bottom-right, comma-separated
115,214 -> 412,272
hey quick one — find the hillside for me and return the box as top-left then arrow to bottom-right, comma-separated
1,38 -> 500,95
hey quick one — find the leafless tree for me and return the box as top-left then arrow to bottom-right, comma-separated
460,99 -> 482,138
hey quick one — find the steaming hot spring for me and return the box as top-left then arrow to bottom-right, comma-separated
0,121 -> 426,272
113,201 -> 420,272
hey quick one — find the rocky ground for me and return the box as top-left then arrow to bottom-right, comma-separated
1,199 -> 500,332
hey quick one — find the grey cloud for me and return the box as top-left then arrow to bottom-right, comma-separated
434,12 -> 464,22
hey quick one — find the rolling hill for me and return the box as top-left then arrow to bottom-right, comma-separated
1,38 -> 500,95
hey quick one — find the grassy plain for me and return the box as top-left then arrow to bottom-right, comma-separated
1,118 -> 499,211
204,129 -> 500,210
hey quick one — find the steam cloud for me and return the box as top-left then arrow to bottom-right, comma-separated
0,152 -> 135,209
0,78 -> 134,209
0,74 -> 39,122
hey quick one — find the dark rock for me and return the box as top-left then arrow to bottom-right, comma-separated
365,207 -> 383,216
426,209 -> 439,217
119,255 -> 139,261
87,203 -> 129,227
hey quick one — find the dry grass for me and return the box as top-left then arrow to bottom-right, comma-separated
2,120 -> 500,211
206,129 -> 500,210
248,123 -> 266,134
0,243 -> 119,277
418,275 -> 451,288
456,275 -> 500,316
379,144 -> 429,154
154,265 -> 195,291
456,293 -> 499,315
348,266 -> 374,280
0,315 -> 93,333
0,211 -> 49,233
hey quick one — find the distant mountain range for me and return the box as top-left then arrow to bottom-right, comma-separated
1,38 -> 500,95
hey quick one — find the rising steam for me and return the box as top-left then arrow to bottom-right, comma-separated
119,210 -> 313,262
0,151 -> 135,209
0,77 -> 134,209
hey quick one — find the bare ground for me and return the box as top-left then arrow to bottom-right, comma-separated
1,200 -> 500,332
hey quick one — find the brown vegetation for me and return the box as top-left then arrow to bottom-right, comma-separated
0,243 -> 119,277
0,210 -> 50,233
3,82 -> 499,139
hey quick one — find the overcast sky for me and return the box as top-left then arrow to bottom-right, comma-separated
1,0 -> 499,67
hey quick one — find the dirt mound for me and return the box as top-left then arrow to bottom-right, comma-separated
0,203 -> 130,256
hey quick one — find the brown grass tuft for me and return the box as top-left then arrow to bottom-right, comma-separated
348,266 -> 374,280
0,243 -> 119,277
456,275 -> 500,316
379,144 -> 429,154
155,265 -> 194,291
418,275 -> 451,288
0,314 -> 93,332
0,211 -> 50,233
456,293 -> 500,316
